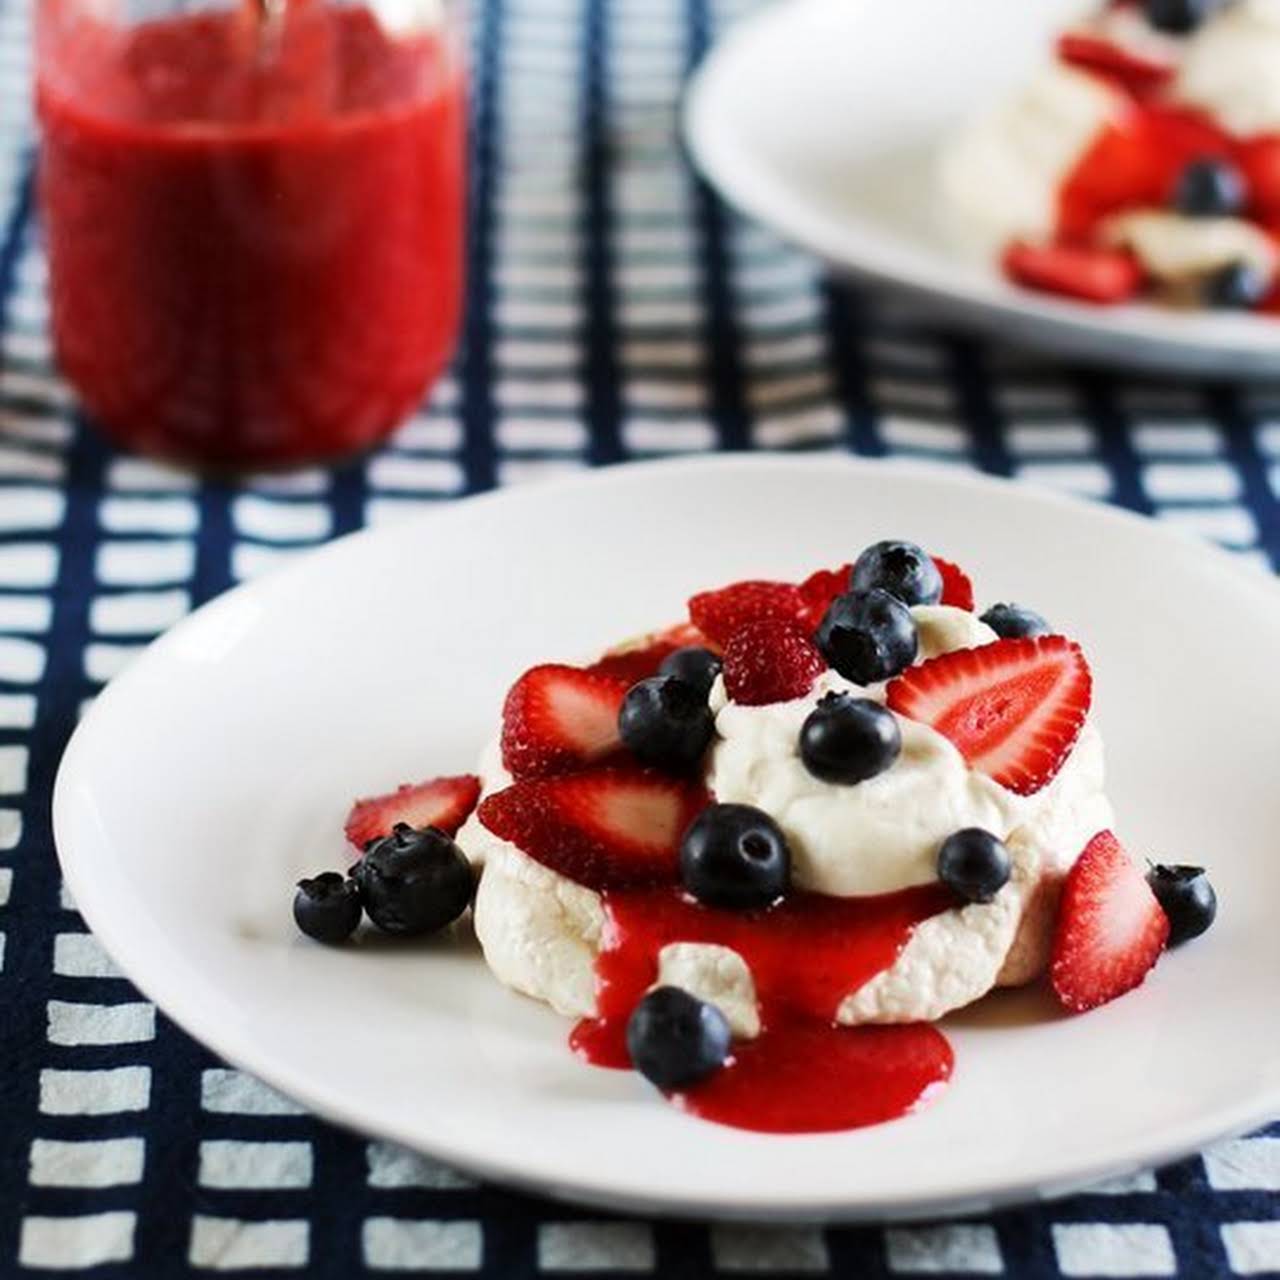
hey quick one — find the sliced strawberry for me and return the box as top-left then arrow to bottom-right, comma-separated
1238,135 -> 1280,225
886,636 -> 1091,795
477,767 -> 708,890
722,618 -> 827,707
501,664 -> 629,779
932,556 -> 975,612
588,623 -> 713,685
797,564 -> 852,631
345,774 -> 481,849
1051,830 -> 1169,1013
1002,239 -> 1144,305
688,580 -> 806,648
1057,31 -> 1174,100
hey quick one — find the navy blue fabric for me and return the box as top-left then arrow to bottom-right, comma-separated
1,0 -> 1279,1273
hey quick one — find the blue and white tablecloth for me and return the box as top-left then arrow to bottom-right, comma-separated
1,0 -> 1278,1273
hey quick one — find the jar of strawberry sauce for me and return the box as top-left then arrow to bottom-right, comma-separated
35,0 -> 465,469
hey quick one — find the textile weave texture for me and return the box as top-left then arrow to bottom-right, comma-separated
1,0 -> 1278,1274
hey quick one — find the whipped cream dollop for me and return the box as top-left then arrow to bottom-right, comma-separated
939,64 -> 1122,254
465,606 -> 1114,1032
1174,0 -> 1280,136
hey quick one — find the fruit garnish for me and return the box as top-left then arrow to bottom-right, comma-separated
688,580 -> 806,648
799,692 -> 901,785
814,589 -> 918,685
886,636 -> 1092,795
932,556 -> 975,611
293,872 -> 362,944
476,767 -> 708,890
797,564 -> 853,632
618,675 -> 715,773
626,987 -> 732,1089
1002,240 -> 1144,305
501,664 -> 629,779
1051,830 -> 1169,1012
851,541 -> 943,607
1147,863 -> 1217,945
588,624 -> 711,685
680,802 -> 792,910
344,774 -> 481,850
1056,31 -> 1175,99
352,824 -> 474,937
722,618 -> 826,706
936,828 -> 1012,904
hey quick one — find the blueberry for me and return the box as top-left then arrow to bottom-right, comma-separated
351,823 -> 473,936
815,589 -> 918,685
1174,158 -> 1246,217
657,646 -> 723,699
619,675 -> 715,772
799,692 -> 901,785
937,829 -> 1012,904
626,986 -> 732,1089
1144,0 -> 1219,33
980,602 -> 1052,640
1147,864 -> 1217,945
851,540 -> 943,606
1206,260 -> 1270,310
680,803 -> 790,910
293,872 -> 363,944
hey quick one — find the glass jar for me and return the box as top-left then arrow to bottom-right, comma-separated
35,0 -> 466,469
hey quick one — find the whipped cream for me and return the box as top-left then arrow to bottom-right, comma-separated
939,64 -> 1123,254
466,606 -> 1114,1032
1175,0 -> 1280,136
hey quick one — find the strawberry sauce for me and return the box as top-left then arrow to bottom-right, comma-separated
570,883 -> 956,1134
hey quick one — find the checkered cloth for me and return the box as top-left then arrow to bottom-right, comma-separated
1,0 -> 1278,1273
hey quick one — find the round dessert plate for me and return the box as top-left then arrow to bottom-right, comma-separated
684,0 -> 1280,378
54,455 -> 1280,1221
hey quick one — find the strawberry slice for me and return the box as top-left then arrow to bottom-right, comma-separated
688,580 -> 806,648
1238,135 -> 1280,225
886,636 -> 1091,795
477,767 -> 708,890
1057,31 -> 1174,100
588,623 -> 712,685
932,556 -> 975,611
501,664 -> 629,780
345,774 -> 481,850
1051,830 -> 1169,1013
797,564 -> 852,631
1002,240 -> 1144,305
722,618 -> 827,707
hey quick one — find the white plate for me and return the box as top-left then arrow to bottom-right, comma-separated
54,455 -> 1280,1221
684,0 -> 1280,378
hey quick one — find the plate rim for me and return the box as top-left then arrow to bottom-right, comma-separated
52,453 -> 1280,1222
681,0 -> 1280,378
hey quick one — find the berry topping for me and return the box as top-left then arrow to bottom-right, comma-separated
477,768 -> 708,891
589,624 -> 711,686
618,675 -> 715,773
344,774 -> 481,851
657,645 -> 724,698
352,824 -> 474,937
1144,0 -> 1219,35
851,540 -> 943,607
886,636 -> 1092,796
722,618 -> 826,707
937,829 -> 1012,904
1205,260 -> 1270,311
1056,31 -> 1175,99
1051,831 -> 1169,1012
680,803 -> 791,910
933,556 -> 976,611
688,580 -> 805,648
1147,863 -> 1218,946
293,872 -> 363,944
799,692 -> 902,786
1173,157 -> 1246,218
980,602 -> 1052,640
1002,240 -> 1144,305
797,564 -> 854,631
501,664 -> 629,779
815,589 -> 919,686
626,987 -> 732,1090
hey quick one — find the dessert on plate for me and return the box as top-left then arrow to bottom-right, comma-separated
293,541 -> 1218,1134
941,0 -> 1280,312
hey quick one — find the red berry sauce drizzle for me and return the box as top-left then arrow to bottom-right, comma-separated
570,883 -> 956,1133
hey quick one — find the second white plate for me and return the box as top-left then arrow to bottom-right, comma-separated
684,0 -> 1280,377
53,456 -> 1280,1220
